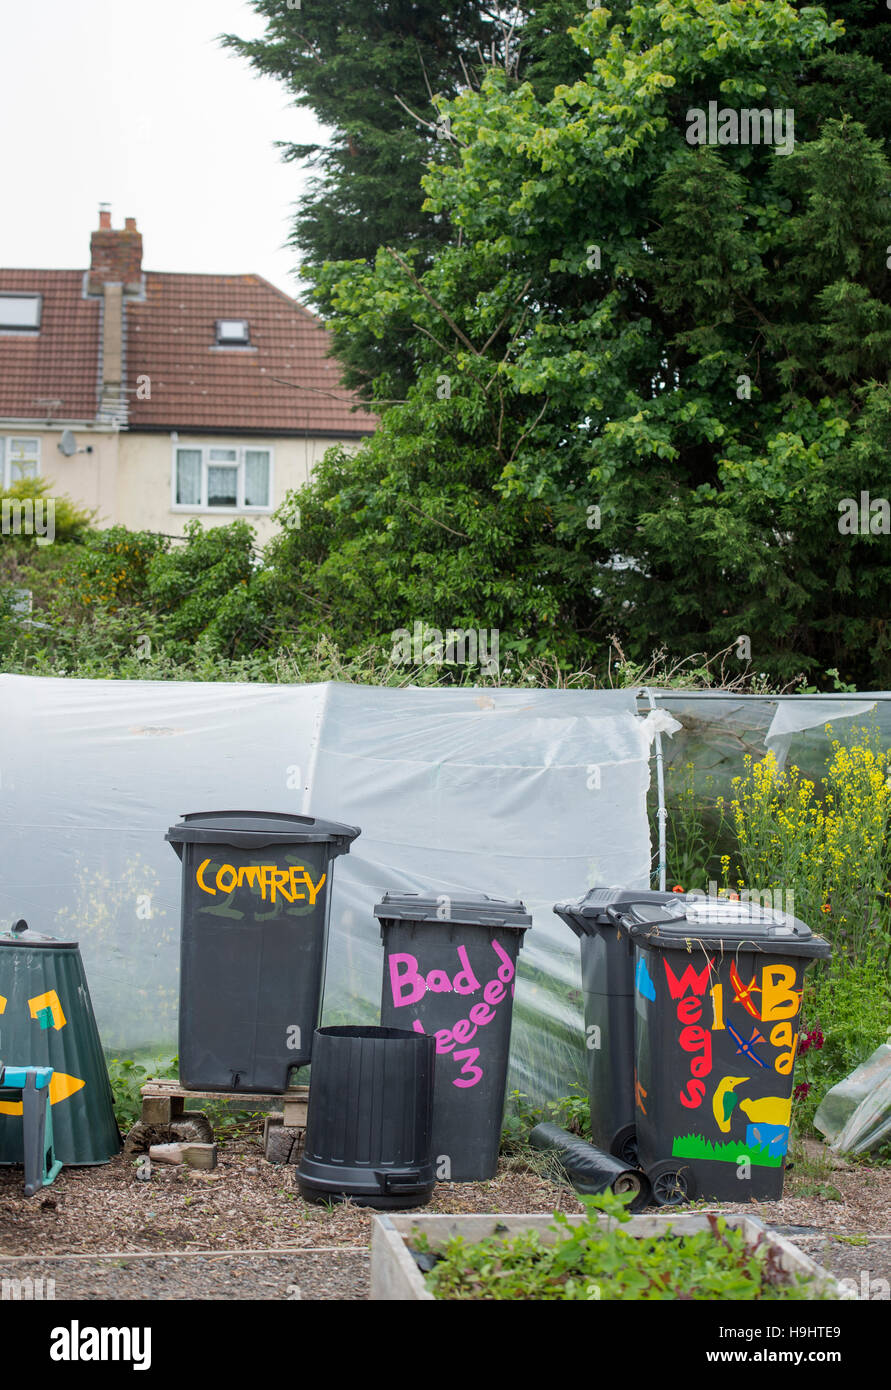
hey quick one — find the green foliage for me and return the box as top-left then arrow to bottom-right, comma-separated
664,762 -> 729,891
419,1191 -> 825,1299
106,1055 -> 178,1131
796,947 -> 891,1130
241,0 -> 891,687
548,1086 -> 591,1139
0,478 -> 93,547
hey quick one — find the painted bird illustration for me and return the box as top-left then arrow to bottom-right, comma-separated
738,1095 -> 793,1129
712,1075 -> 749,1133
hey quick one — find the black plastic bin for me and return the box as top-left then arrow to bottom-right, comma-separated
297,1026 -> 436,1210
554,887 -> 678,1163
375,891 -> 531,1182
612,896 -> 831,1205
166,810 -> 359,1093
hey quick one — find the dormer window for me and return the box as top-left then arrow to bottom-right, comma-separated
215,318 -> 250,346
0,294 -> 42,331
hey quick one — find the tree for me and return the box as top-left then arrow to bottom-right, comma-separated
265,0 -> 891,688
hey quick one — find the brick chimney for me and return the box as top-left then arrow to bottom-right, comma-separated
88,206 -> 143,295
89,207 -> 142,426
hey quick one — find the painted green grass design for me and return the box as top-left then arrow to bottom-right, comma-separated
672,1134 -> 783,1168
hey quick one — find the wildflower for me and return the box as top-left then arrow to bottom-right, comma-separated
793,1082 -> 810,1100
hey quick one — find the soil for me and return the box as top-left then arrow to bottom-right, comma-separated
0,1123 -> 887,1300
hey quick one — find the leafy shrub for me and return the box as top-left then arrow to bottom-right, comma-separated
795,948 -> 891,1132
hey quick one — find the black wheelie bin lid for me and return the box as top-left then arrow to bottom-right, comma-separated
374,891 -> 531,930
608,896 -> 831,959
165,810 -> 361,856
554,886 -> 678,938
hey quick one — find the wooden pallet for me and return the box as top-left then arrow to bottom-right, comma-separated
140,1078 -> 309,1129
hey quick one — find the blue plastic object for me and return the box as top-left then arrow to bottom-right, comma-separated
0,1064 -> 63,1197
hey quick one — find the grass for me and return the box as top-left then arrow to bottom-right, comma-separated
671,1134 -> 784,1168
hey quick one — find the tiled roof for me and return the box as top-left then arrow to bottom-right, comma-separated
127,273 -> 377,436
0,266 -> 377,437
0,270 -> 100,421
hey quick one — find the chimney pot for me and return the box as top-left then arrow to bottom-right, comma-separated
89,210 -> 143,294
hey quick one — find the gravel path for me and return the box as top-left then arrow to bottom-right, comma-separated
0,1123 -> 887,1299
0,1250 -> 370,1300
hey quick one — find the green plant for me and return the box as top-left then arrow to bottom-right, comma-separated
547,1086 -> 591,1139
499,1088 -> 544,1153
663,761 -> 729,892
794,945 -> 891,1133
106,1055 -> 178,1130
418,1191 -> 826,1300
723,732 -> 891,964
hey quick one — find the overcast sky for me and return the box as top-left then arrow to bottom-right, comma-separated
0,0 -> 324,298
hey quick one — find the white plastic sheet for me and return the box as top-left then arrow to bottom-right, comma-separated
0,677 -> 654,1103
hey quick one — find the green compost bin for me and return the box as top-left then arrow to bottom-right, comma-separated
0,921 -> 121,1167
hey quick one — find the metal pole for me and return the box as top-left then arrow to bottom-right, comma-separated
641,687 -> 667,892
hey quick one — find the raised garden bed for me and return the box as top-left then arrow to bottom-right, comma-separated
370,1208 -> 851,1301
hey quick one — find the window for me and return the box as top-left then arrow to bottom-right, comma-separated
174,445 -> 272,510
215,319 -> 250,346
0,436 -> 40,486
0,294 -> 41,331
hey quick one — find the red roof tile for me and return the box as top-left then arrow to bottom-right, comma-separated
0,270 -> 100,421
0,266 -> 377,437
127,273 -> 377,436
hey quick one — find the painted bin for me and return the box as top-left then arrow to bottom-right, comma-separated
615,897 -> 830,1205
166,810 -> 360,1093
376,891 -> 531,1182
0,921 -> 120,1167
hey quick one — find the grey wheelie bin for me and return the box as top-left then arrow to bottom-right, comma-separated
166,810 -> 360,1093
554,887 -> 678,1163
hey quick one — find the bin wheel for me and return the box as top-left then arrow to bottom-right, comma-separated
647,1160 -> 697,1207
610,1125 -> 639,1167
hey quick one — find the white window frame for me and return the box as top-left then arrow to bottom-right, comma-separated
0,294 -> 42,332
0,435 -> 41,487
171,443 -> 274,514
214,318 -> 250,346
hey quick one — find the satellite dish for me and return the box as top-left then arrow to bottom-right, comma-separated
58,429 -> 78,457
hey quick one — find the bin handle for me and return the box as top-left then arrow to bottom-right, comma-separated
377,1172 -> 431,1195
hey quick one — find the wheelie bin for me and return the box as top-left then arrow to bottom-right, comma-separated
554,887 -> 679,1163
610,895 -> 830,1204
375,891 -> 531,1181
166,810 -> 359,1092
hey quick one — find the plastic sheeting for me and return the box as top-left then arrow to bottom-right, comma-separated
0,677 -> 653,1103
650,692 -> 891,802
814,1045 -> 891,1155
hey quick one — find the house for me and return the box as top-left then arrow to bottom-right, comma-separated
0,209 -> 376,543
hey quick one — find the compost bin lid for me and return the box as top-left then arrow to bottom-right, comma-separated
615,896 -> 831,958
374,891 -> 532,930
165,810 -> 361,851
0,919 -> 78,950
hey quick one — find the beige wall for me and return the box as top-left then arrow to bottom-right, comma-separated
2,426 -> 120,525
3,425 -> 366,545
115,432 -> 358,544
